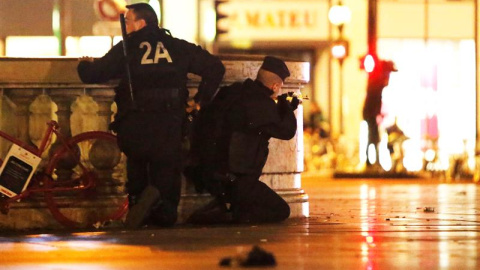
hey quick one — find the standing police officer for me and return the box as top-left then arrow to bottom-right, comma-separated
188,56 -> 298,224
77,3 -> 225,228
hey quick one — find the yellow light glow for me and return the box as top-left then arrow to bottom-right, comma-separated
6,36 -> 60,57
163,0 -> 197,42
424,149 -> 436,162
359,121 -> 368,164
113,36 -> 122,45
0,39 -> 4,56
231,39 -> 253,49
328,5 -> 351,26
52,6 -> 60,32
402,139 -> 424,172
367,144 -> 377,165
205,8 -> 217,42
379,132 -> 392,171
66,36 -> 113,57
366,236 -> 374,244
302,201 -> 310,218
331,44 -> 346,59
149,0 -> 162,25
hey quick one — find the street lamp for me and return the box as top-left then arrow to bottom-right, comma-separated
328,1 -> 351,35
328,1 -> 351,134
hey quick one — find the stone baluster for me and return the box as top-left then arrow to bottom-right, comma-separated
86,87 -> 116,132
29,94 -> 56,160
3,89 -> 39,147
87,87 -> 125,193
48,89 -> 84,139
46,88 -> 84,181
71,93 -> 100,135
0,89 -> 17,157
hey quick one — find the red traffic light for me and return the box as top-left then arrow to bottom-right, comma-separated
360,54 -> 397,74
360,54 -> 376,73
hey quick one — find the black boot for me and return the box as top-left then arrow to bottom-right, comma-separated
125,185 -> 161,229
187,198 -> 232,225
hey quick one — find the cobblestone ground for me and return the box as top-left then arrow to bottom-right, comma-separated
0,174 -> 479,269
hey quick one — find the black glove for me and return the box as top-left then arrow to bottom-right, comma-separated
290,96 -> 299,111
277,93 -> 288,102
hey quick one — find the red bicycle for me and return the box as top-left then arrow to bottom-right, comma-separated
0,120 -> 128,229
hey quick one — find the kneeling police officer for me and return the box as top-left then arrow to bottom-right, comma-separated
187,56 -> 298,224
77,3 -> 225,228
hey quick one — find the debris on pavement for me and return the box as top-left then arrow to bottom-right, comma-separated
423,207 -> 435,213
219,245 -> 276,267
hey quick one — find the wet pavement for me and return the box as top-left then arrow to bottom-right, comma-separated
0,174 -> 479,269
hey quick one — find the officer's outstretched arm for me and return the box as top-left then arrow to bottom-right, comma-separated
77,43 -> 124,84
187,45 -> 226,107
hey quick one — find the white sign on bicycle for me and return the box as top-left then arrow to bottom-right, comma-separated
0,145 -> 41,197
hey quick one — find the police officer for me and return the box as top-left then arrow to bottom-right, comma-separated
77,3 -> 225,228
188,56 -> 298,224
362,60 -> 396,169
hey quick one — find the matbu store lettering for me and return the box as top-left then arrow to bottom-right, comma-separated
217,1 -> 328,41
244,10 -> 317,29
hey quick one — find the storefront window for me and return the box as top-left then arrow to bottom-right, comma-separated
378,38 -> 475,171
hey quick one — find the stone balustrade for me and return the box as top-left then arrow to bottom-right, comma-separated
0,55 -> 309,230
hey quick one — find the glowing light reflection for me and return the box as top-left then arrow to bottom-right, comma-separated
359,121 -> 368,164
359,184 -> 378,268
437,184 -> 450,268
293,173 -> 302,189
379,132 -> 392,171
402,139 -> 424,171
52,5 -> 60,33
149,0 -> 162,25
366,236 -> 374,244
363,55 -> 375,73
201,0 -> 216,42
6,36 -> 60,57
66,36 -> 113,57
302,201 -> 310,218
367,144 -> 377,165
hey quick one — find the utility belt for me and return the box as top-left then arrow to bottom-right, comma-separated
118,87 -> 187,112
111,87 -> 187,131
134,87 -> 184,109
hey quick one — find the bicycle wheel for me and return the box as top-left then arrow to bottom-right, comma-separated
43,131 -> 128,229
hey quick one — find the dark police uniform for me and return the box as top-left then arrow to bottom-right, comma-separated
77,24 -> 225,226
189,77 -> 297,224
228,79 -> 296,223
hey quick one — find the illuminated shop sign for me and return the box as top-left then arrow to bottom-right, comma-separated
216,1 -> 329,41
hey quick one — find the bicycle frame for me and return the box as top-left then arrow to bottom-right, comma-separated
0,120 -> 58,160
0,120 -> 128,228
0,121 -> 94,213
